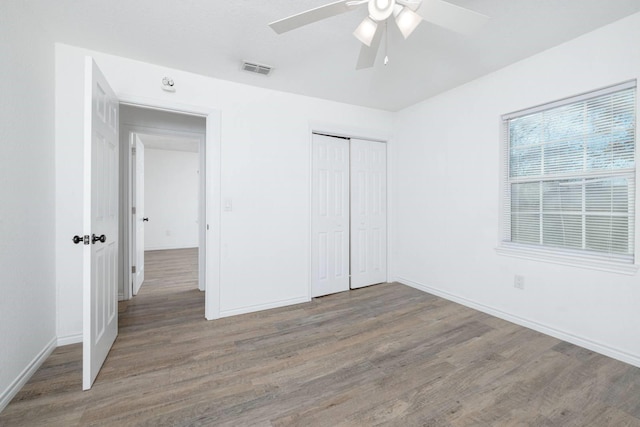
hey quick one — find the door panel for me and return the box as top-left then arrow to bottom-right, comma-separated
83,57 -> 119,390
133,137 -> 145,295
311,134 -> 350,297
350,139 -> 387,289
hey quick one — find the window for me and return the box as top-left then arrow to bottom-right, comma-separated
499,81 -> 637,270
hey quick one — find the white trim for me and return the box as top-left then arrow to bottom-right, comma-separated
495,245 -> 639,275
205,112 -> 222,320
0,337 -> 57,413
119,127 -> 133,301
396,276 -> 640,369
118,94 -> 210,117
219,296 -> 310,318
57,333 -> 83,346
308,120 -> 391,143
386,136 -> 395,284
502,79 -> 636,120
144,244 -> 199,251
307,130 -> 314,301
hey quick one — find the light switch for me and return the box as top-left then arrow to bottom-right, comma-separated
224,198 -> 233,212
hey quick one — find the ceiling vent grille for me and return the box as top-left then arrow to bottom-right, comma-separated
241,61 -> 273,76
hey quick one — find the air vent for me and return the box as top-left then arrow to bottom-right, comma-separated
241,61 -> 273,76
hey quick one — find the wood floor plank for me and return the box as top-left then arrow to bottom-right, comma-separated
1,247 -> 639,426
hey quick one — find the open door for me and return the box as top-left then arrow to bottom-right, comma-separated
350,139 -> 387,289
133,136 -> 145,295
83,57 -> 119,390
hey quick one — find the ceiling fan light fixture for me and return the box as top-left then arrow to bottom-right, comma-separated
369,0 -> 395,21
353,16 -> 378,46
395,6 -> 422,39
270,0 -> 489,70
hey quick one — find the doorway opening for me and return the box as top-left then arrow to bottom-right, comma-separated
118,105 -> 206,303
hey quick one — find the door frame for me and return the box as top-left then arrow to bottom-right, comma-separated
307,123 -> 391,300
120,125 -> 206,299
118,95 -> 221,320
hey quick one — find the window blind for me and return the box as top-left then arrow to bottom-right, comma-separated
502,81 -> 636,262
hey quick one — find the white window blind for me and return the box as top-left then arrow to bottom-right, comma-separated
501,81 -> 636,264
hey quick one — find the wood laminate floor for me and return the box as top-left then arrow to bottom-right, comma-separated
2,248 -> 640,426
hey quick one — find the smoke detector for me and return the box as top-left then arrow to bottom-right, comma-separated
241,61 -> 273,76
161,77 -> 175,92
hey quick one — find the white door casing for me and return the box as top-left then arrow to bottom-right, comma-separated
133,136 -> 145,295
311,134 -> 350,297
350,139 -> 387,289
83,57 -> 119,390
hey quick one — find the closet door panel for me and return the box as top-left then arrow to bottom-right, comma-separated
311,134 -> 350,297
350,139 -> 387,289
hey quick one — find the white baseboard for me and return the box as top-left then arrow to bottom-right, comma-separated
0,336 -> 57,413
396,276 -> 640,369
220,296 -> 310,318
145,244 -> 198,251
57,333 -> 82,346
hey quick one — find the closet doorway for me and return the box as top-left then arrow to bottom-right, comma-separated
311,133 -> 387,298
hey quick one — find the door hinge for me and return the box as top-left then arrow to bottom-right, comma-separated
132,147 -> 136,155
132,266 -> 136,274
132,206 -> 136,215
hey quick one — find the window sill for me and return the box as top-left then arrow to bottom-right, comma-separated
495,244 -> 639,275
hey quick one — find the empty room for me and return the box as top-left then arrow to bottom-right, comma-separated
2,0 -> 640,425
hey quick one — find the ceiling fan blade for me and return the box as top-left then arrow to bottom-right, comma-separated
269,0 -> 357,34
355,26 -> 383,70
415,0 -> 489,35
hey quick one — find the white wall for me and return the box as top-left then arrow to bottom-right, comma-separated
144,148 -> 199,250
392,12 -> 640,367
0,3 -> 57,410
55,43 -> 394,338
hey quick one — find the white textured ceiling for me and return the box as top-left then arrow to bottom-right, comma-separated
23,0 -> 640,111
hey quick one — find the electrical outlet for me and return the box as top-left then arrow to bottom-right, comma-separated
514,275 -> 525,290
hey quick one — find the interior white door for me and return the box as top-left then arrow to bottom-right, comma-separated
83,57 -> 119,390
133,136 -> 145,295
311,134 -> 350,297
350,139 -> 387,289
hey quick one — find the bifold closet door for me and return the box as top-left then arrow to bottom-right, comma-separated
350,139 -> 387,289
311,134 -> 350,297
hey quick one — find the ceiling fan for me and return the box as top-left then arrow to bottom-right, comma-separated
269,0 -> 489,69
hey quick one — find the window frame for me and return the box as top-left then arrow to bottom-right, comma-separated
497,80 -> 639,275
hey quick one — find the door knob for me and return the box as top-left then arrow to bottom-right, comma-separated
143,217 -> 149,222
92,234 -> 106,244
